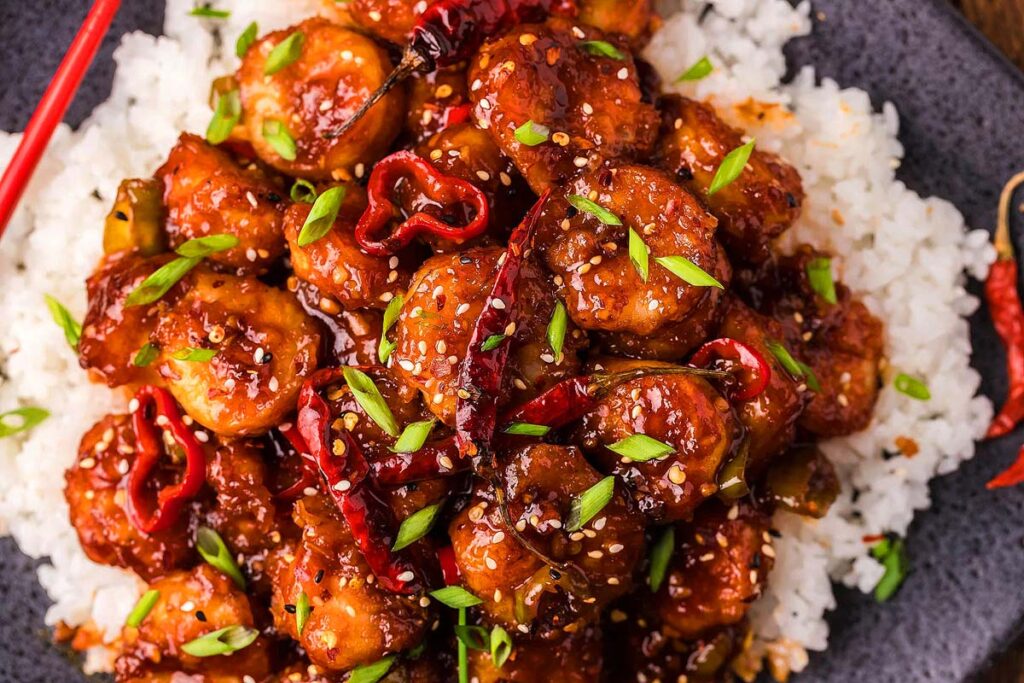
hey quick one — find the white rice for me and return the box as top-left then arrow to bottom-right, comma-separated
0,0 -> 994,676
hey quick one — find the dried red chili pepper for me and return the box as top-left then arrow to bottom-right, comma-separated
986,171 -> 1024,488
297,368 -> 424,593
355,150 -> 490,256
125,385 -> 207,534
372,435 -> 468,487
454,191 -> 549,465
273,422 -> 320,501
500,366 -> 728,432
437,545 -> 462,585
328,0 -> 577,138
689,338 -> 772,401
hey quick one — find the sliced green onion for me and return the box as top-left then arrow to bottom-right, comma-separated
264,30 -> 305,75
490,625 -> 513,668
206,89 -> 241,145
297,186 -> 346,246
343,367 -> 399,437
454,624 -> 490,651
513,120 -> 549,146
707,139 -> 755,196
647,526 -> 674,591
235,21 -> 259,58
806,257 -> 838,305
871,538 -> 907,602
655,255 -> 724,288
125,589 -> 160,628
175,234 -> 240,258
44,294 -> 81,350
628,227 -> 649,282
189,5 -> 230,18
290,178 -> 318,204
481,334 -> 506,351
262,119 -> 297,161
429,585 -> 483,608
391,419 -> 436,454
503,422 -> 550,437
567,195 -> 621,225
180,625 -> 258,657
458,608 -> 469,683
171,347 -> 218,363
765,340 -> 803,379
676,55 -> 713,82
350,656 -> 396,683
797,361 -> 821,393
392,503 -> 442,551
196,526 -> 246,589
295,591 -> 310,634
546,300 -> 568,362
133,343 -> 159,368
579,40 -> 624,60
0,407 -> 50,439
378,293 -> 405,363
125,256 -> 201,307
566,475 -> 616,532
606,434 -> 675,462
894,373 -> 930,401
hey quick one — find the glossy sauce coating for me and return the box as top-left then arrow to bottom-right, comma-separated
469,19 -> 659,193
448,443 -> 645,629
153,269 -> 321,436
576,358 -> 738,522
156,133 -> 288,274
269,496 -> 431,671
469,625 -> 603,682
65,414 -> 192,581
535,164 -> 720,337
238,18 -> 404,180
116,565 -> 271,680
284,188 -> 413,311
391,246 -> 584,426
655,95 -> 804,263
653,501 -> 774,640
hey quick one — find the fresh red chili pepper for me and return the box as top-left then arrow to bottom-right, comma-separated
500,366 -> 729,432
372,435 -> 468,487
440,102 -> 473,130
437,545 -> 462,585
355,150 -> 490,257
454,192 -> 549,464
326,0 -> 576,139
986,171 -> 1024,488
273,422 -> 321,501
689,338 -> 772,402
297,369 -> 424,594
125,386 -> 207,535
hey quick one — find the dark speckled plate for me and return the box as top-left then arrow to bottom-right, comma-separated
2,1 -> 1024,681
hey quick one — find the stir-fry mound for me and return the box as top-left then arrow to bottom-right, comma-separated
59,3 -> 888,680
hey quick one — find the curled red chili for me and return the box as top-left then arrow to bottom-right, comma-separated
986,171 -> 1024,488
125,386 -> 207,535
689,338 -> 772,402
355,150 -> 490,256
297,369 -> 424,594
273,422 -> 320,501
454,192 -> 549,464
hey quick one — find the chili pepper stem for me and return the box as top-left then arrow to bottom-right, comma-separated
325,49 -> 428,140
588,366 -> 728,395
994,171 -> 1024,261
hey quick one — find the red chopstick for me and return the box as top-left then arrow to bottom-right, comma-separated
0,0 -> 122,239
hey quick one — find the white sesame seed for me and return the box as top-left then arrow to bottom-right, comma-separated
491,298 -> 506,310
399,359 -> 415,372
485,556 -> 498,570
617,67 -> 628,79
492,531 -> 505,543
303,486 -> 318,497
573,156 -> 588,168
593,517 -> 607,531
79,457 -> 96,469
582,102 -> 593,115
128,399 -> 140,413
194,430 -> 210,443
439,456 -> 454,470
333,479 -> 352,492
609,543 -> 624,554
268,376 -> 280,393
397,570 -> 416,582
181,601 -> 195,612
456,303 -> 471,315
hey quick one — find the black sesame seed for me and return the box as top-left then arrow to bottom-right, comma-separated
786,192 -> 798,208
750,553 -> 762,569
284,604 -> 297,614
566,206 -> 579,219
314,569 -> 325,584
675,167 -> 694,182
459,255 -> 474,265
549,568 -> 561,580
195,610 -> 207,622
115,210 -> 129,221
261,352 -> 273,364
267,192 -> 283,203
769,528 -> 781,538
